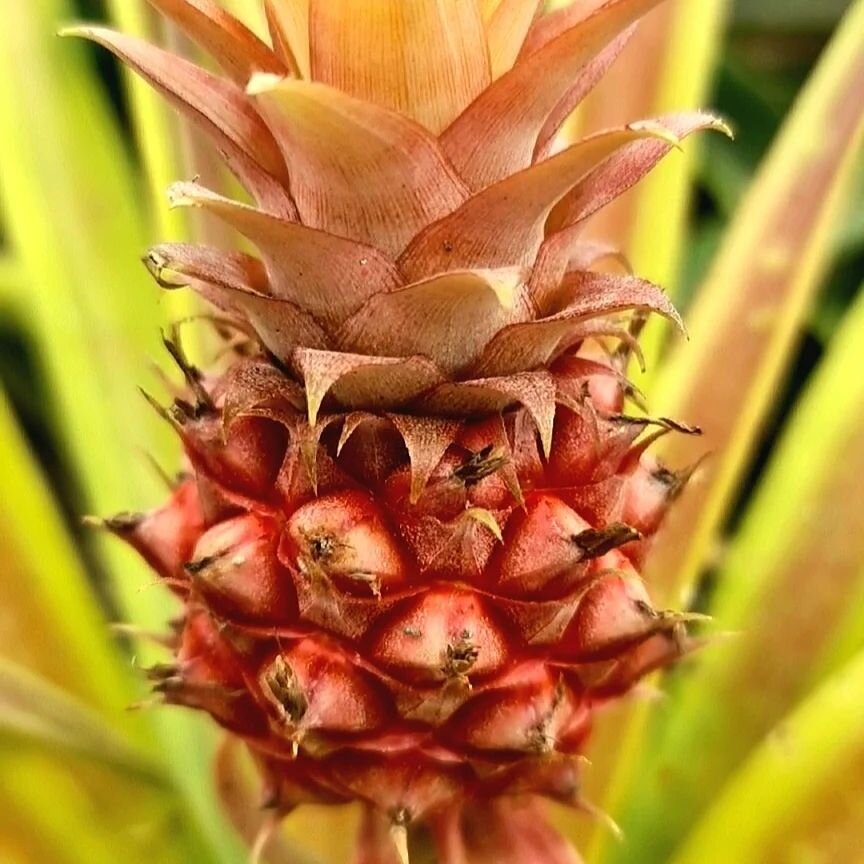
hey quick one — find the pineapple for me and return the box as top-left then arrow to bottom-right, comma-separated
74,1 -> 727,860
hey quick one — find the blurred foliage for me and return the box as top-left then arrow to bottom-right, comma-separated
0,1 -> 863,863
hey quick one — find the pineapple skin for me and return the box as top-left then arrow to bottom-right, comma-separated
115,354 -> 689,862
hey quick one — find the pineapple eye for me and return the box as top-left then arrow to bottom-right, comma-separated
309,534 -> 335,561
453,445 -> 507,486
260,656 -> 307,725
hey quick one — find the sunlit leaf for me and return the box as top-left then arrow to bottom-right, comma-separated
670,646 -> 864,863
106,0 -> 250,345
219,0 -> 267,33
0,750 -> 198,864
559,1 -> 728,855
0,255 -> 19,304
571,0 -> 729,373
0,3 -> 241,861
610,279 -> 864,862
0,385 -> 138,712
645,0 -> 864,609
0,656 -> 164,785
586,2 -> 864,860
105,0 -> 189,240
735,0 -> 849,31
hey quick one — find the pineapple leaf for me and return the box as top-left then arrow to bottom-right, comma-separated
670,645 -> 864,863
0,385 -> 138,712
609,279 -> 864,863
587,1 -> 864,859
645,0 -> 864,609
621,0 -> 731,373
105,0 -> 190,239
0,761 -> 155,864
0,4 -> 241,862
0,747 -> 206,864
218,0 -> 268,35
568,0 -> 729,331
0,656 -> 165,786
144,0 -> 286,85
0,254 -> 20,304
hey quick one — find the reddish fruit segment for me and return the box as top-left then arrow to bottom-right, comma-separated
187,513 -> 294,622
84,0 -> 715,859
285,490 -> 407,595
370,587 -> 509,685
123,371 -> 693,852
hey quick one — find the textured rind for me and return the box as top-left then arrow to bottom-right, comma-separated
126,357 -> 692,824
84,0 -> 710,858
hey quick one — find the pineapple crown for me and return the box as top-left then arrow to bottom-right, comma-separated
68,0 -> 727,465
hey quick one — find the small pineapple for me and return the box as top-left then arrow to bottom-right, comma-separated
75,1 -> 726,860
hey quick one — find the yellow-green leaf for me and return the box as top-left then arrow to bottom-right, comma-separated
0,656 -> 164,786
646,0 -> 864,609
566,2 -> 729,856
568,0 -> 728,313
0,385 -> 134,713
0,750 -> 199,864
105,0 -> 189,240
0,4 -> 240,861
609,279 -> 864,863
588,2 -> 864,859
670,646 -> 864,864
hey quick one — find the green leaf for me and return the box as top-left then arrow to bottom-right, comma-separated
105,0 -> 190,240
734,0 -> 850,31
571,0 -> 730,380
609,279 -> 864,863
670,645 -> 864,863
592,2 -> 864,859
620,0 -> 731,372
104,0 -> 234,354
0,255 -> 20,304
645,0 -> 864,609
0,656 -> 164,786
0,385 -> 135,714
563,2 -> 729,857
0,749 -> 199,864
0,4 -> 242,861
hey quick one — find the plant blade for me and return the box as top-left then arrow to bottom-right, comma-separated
0,385 -> 137,712
646,0 -> 864,609
0,4 -> 241,861
589,3 -> 864,858
577,0 -> 729,309
610,278 -> 864,862
670,646 -> 864,864
0,656 -> 165,786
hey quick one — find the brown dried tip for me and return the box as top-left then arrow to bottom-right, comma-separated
83,512 -> 145,533
572,523 -> 642,559
161,328 -> 214,411
611,414 -> 703,436
453,444 -> 508,486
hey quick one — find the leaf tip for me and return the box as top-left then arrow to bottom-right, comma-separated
142,248 -> 188,289
246,71 -> 285,97
626,119 -> 682,151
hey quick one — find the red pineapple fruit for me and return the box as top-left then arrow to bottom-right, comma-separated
72,0 -> 729,860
